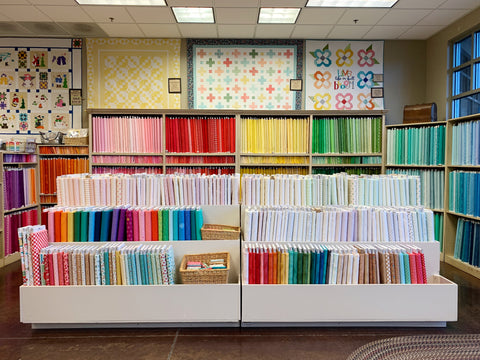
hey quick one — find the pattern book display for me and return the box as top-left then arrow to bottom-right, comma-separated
45,206 -> 204,242
386,125 -> 445,165
451,119 -> 480,165
454,218 -> 480,268
92,115 -> 163,154
241,174 -> 420,207
3,167 -> 38,211
312,117 -> 382,154
243,243 -> 427,285
56,173 -> 240,207
241,116 -> 309,154
243,206 -> 435,243
165,116 -> 235,153
449,171 -> 480,218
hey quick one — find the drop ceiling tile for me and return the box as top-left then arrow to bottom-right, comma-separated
214,0 -> 258,6
58,22 -> 108,36
215,7 -> 258,24
218,24 -> 255,38
81,5 -> 134,23
28,0 -> 78,4
178,24 -> 217,37
290,24 -> 332,38
127,6 -> 175,23
0,12 -> 12,20
398,25 -> 443,39
255,24 -> 294,38
18,21 -> 69,35
364,25 -> 410,39
418,9 -> 469,26
98,23 -> 144,37
377,9 -> 432,25
0,5 -> 52,21
137,23 -> 180,37
328,25 -> 372,39
297,8 -> 345,25
0,0 -> 30,4
36,5 -> 93,22
260,0 -> 307,6
393,0 -> 446,9
337,9 -> 389,25
440,0 -> 480,9
167,0 -> 213,6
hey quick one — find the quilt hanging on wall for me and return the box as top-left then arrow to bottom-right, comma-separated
0,38 -> 82,134
188,40 -> 303,110
87,39 -> 181,109
305,41 -> 384,111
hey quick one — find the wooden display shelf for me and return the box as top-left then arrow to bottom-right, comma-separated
444,255 -> 480,280
166,152 -> 235,156
386,121 -> 447,129
4,204 -> 39,215
39,154 -> 89,157
91,152 -> 163,156
386,164 -> 445,169
165,163 -> 234,167
312,153 -> 382,157
3,252 -> 20,266
240,153 -> 309,157
92,163 -> 163,167
3,162 -> 37,166
241,163 -> 308,167
312,164 -> 381,168
447,164 -> 480,169
447,113 -> 480,124
446,211 -> 480,222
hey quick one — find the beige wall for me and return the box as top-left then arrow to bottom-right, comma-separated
426,6 -> 480,121
383,40 -> 427,124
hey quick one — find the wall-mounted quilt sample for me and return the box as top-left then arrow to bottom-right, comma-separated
87,39 -> 181,109
0,38 -> 82,134
305,41 -> 384,111
188,40 -> 303,110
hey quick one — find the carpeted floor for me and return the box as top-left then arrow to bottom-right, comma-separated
347,334 -> 480,360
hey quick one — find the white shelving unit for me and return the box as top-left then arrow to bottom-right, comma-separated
20,205 -> 242,328
241,241 -> 457,327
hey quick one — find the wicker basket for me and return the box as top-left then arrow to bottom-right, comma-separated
201,224 -> 240,240
179,252 -> 230,284
64,136 -> 88,145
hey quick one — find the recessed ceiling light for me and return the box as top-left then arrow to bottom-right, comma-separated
75,0 -> 166,5
306,0 -> 398,7
258,8 -> 300,24
172,7 -> 214,23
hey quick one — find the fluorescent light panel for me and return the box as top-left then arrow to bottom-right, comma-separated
75,0 -> 166,5
306,0 -> 398,7
172,7 -> 214,23
258,8 -> 300,24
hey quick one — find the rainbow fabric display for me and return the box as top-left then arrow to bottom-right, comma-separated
18,225 -> 49,286
387,125 -> 445,165
243,206 -> 435,243
243,243 -> 427,285
241,173 -> 421,207
56,173 -> 240,207
3,167 -> 38,210
35,243 -> 175,286
44,206 -> 204,242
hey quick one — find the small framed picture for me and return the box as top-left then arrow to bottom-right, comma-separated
372,74 -> 384,83
371,87 -> 384,98
69,89 -> 82,106
168,78 -> 181,93
290,79 -> 303,91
